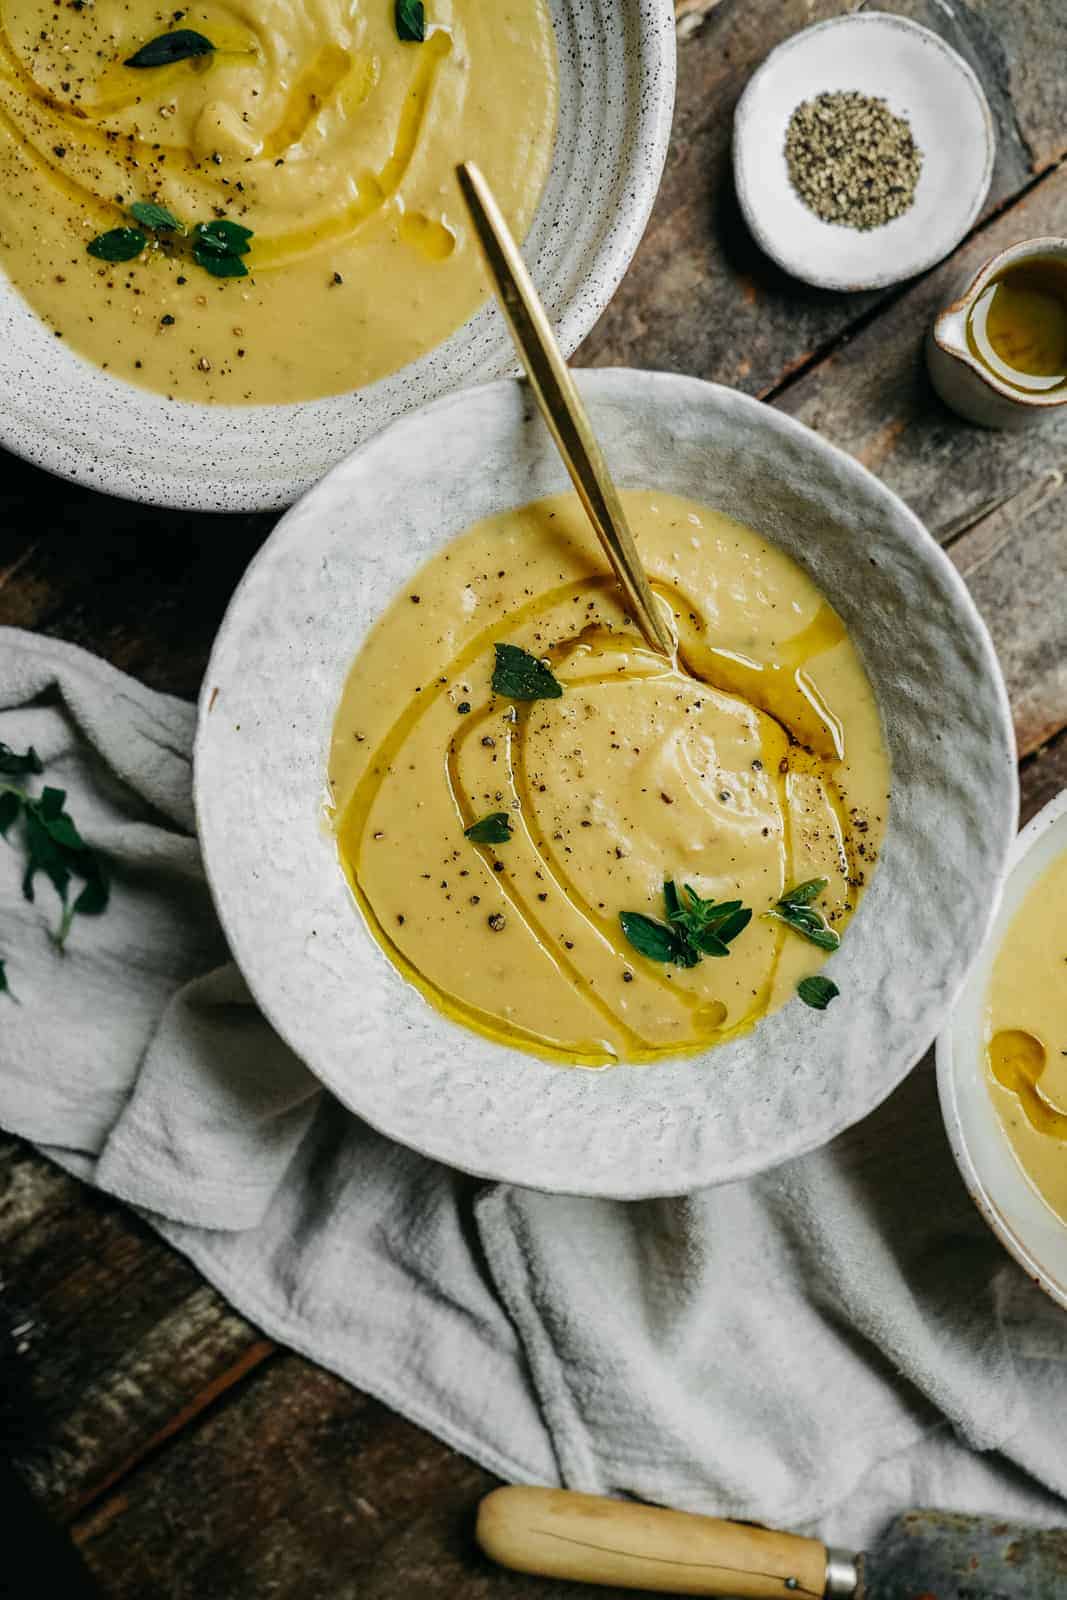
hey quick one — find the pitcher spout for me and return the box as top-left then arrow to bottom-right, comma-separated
932,300 -> 970,358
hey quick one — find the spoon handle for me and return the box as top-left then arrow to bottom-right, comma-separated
456,160 -> 674,659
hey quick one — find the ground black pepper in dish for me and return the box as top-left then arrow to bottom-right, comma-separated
784,90 -> 922,230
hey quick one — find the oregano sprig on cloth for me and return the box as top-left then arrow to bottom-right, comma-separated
0,747 -> 110,960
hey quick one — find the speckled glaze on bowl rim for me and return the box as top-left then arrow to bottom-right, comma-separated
0,0 -> 675,512
194,368 -> 1017,1198
937,789 -> 1067,1312
732,12 -> 995,293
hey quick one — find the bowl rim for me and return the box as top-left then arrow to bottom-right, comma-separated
732,11 -> 996,293
935,787 -> 1067,1312
0,0 -> 676,513
194,366 -> 1017,1197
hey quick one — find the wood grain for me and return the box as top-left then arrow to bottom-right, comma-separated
1,1 -> 1066,1595
775,163 -> 1067,759
0,1139 -> 267,1520
3,723 -> 1064,1592
0,455 -> 271,697
68,1360 -> 636,1600
579,0 -> 1065,396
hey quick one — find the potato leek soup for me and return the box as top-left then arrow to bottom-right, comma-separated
986,849 -> 1067,1227
0,0 -> 557,402
329,493 -> 889,1067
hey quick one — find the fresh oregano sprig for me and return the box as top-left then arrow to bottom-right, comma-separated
621,880 -> 752,969
665,880 -> 753,957
88,205 -> 253,279
0,750 -> 110,957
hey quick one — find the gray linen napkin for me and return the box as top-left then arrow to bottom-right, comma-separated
1,627 -> 1065,1550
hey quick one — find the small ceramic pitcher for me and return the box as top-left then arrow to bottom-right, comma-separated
926,235 -> 1067,429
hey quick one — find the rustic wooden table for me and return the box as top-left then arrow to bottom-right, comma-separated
3,1 -> 1066,1594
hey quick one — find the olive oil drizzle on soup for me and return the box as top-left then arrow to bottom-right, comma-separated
329,492 -> 890,1068
0,1 -> 558,402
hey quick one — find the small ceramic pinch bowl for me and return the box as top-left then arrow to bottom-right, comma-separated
195,369 -> 1016,1199
0,0 -> 674,513
937,790 -> 1067,1310
733,12 -> 995,292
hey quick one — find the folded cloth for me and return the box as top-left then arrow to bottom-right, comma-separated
1,627 -> 1065,1549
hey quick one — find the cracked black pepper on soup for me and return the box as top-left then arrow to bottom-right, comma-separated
785,91 -> 923,231
327,491 -> 889,1068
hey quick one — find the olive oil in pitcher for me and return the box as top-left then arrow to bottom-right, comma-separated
967,256 -> 1067,393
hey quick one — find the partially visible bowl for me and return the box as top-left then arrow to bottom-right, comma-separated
0,0 -> 674,512
194,369 -> 1016,1198
937,790 -> 1067,1311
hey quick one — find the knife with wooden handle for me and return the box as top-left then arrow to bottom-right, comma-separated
477,1486 -> 1067,1598
477,1487 -> 855,1597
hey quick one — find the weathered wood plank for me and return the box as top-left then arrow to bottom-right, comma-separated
2,726 -> 1063,1589
774,166 -> 1067,534
1,4 -> 1065,1595
775,164 -> 1067,758
0,453 -> 271,696
67,1357 -> 632,1600
579,0 -> 1058,394
1020,729 -> 1067,825
5,723 -> 1064,1591
957,493 -> 1067,757
0,1141 -> 267,1520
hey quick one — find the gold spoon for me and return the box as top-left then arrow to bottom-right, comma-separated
456,160 -> 675,660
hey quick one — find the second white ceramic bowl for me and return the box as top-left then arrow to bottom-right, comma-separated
0,0 -> 674,511
195,369 -> 1017,1198
937,789 -> 1067,1311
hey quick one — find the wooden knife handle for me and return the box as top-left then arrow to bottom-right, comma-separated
477,1487 -> 830,1598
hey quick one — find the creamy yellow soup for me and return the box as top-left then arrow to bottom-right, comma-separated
328,492 -> 890,1068
0,0 -> 557,402
986,849 -> 1067,1226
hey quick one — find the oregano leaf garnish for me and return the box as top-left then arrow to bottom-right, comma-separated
464,812 -> 513,845
619,911 -> 698,968
621,880 -> 751,969
193,248 -> 249,278
193,219 -> 253,256
491,643 -> 563,702
87,227 -> 147,263
129,200 -> 182,232
666,881 -> 752,957
87,213 -> 253,279
797,975 -> 839,1010
125,30 -> 216,68
192,219 -> 252,278
395,0 -> 426,42
765,877 -> 840,951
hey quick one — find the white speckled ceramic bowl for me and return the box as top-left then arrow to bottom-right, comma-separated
937,790 -> 1067,1311
733,12 -> 995,292
195,369 -> 1017,1197
0,1 -> 674,512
